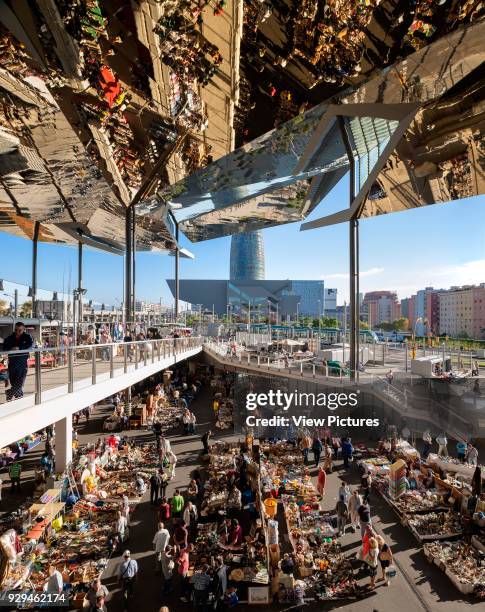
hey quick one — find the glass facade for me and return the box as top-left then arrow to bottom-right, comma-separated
230,231 -> 265,281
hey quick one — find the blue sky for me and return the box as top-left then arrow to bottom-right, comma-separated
1,175 -> 484,307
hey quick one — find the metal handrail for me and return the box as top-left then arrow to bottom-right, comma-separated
0,337 -> 203,406
0,336 -> 190,358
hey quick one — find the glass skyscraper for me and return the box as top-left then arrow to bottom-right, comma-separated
230,231 -> 265,281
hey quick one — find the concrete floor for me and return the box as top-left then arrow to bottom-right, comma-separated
0,370 -> 479,611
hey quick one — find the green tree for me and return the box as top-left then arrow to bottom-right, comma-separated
0,298 -> 10,316
392,317 -> 409,331
19,301 -> 32,317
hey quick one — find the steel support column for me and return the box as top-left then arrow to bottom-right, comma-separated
77,238 -> 83,336
175,223 -> 179,321
338,117 -> 359,379
124,206 -> 133,325
32,221 -> 40,318
131,205 -> 136,322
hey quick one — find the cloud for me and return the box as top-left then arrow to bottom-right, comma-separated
323,267 -> 385,280
323,259 -> 485,304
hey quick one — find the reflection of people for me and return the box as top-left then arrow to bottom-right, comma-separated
4,322 -> 33,400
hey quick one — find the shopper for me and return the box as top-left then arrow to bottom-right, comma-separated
335,494 -> 349,536
8,461 -> 22,492
45,564 -> 63,594
85,579 -> 110,611
115,510 -> 128,544
201,430 -> 212,455
299,435 -> 312,465
150,471 -> 161,505
338,480 -> 351,505
159,497 -> 171,523
117,550 -> 138,599
317,467 -> 326,498
378,541 -> 394,585
323,443 -> 333,472
358,502 -> 372,537
183,501 -> 198,537
176,545 -> 191,602
436,433 -> 448,457
279,553 -> 295,575
192,564 -> 211,611
422,430 -> 432,459
229,518 -> 243,545
3,322 -> 33,400
187,478 -> 198,503
171,489 -> 185,519
312,436 -> 323,466
456,439 -> 468,462
361,471 -> 372,503
173,520 -> 189,549
213,556 -> 228,607
341,437 -> 353,468
472,465 -> 482,497
161,546 -> 175,594
365,537 -> 379,589
466,443 -> 478,466
348,489 -> 362,531
153,522 -> 170,573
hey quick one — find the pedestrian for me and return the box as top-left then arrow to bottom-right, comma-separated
171,489 -> 185,519
173,520 -> 189,549
323,443 -> 333,472
456,439 -> 467,462
201,430 -> 212,455
44,564 -> 63,594
187,478 -> 198,503
213,556 -> 228,608
192,564 -> 211,611
341,437 -> 353,468
312,436 -> 323,466
361,471 -> 372,503
176,544 -> 191,603
159,468 -> 169,498
338,480 -> 351,505
378,541 -> 394,585
121,493 -> 130,525
183,501 -> 198,538
84,579 -> 109,612
117,550 -> 138,600
3,322 -> 33,400
348,489 -> 362,531
422,430 -> 432,459
335,494 -> 349,536
299,435 -> 312,465
150,470 -> 161,505
436,433 -> 448,457
317,467 -> 326,498
8,461 -> 22,492
159,497 -> 171,523
472,465 -> 482,497
466,443 -> 478,466
115,510 -> 128,544
358,502 -> 372,538
153,522 -> 170,573
161,546 -> 174,594
188,411 -> 196,434
365,537 -> 379,589
386,369 -> 394,385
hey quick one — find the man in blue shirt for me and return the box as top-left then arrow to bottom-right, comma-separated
118,550 -> 138,600
3,322 -> 33,400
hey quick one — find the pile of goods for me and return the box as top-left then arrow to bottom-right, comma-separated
424,540 -> 485,598
406,511 -> 462,541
